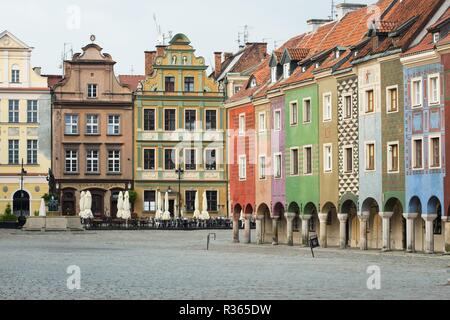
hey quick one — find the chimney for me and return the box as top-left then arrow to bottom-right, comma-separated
307,19 -> 332,32
145,51 -> 156,76
336,3 -> 367,20
255,43 -> 268,58
214,52 -> 223,78
156,45 -> 167,58
224,52 -> 233,61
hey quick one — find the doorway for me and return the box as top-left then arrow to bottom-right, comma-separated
169,200 -> 175,218
13,190 -> 30,216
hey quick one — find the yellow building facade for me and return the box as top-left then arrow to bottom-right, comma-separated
0,31 -> 51,216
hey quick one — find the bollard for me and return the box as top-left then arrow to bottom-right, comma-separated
207,233 -> 217,251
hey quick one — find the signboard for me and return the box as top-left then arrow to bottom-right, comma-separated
309,234 -> 320,258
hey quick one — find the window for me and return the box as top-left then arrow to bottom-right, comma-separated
11,65 -> 19,83
86,115 -> 99,135
108,150 -> 121,173
87,84 -> 98,98
291,148 -> 299,175
86,150 -> 99,173
206,191 -> 218,212
238,114 -> 245,136
8,140 -> 19,164
271,66 -> 277,83
164,149 -> 176,170
8,100 -> 19,123
144,109 -> 156,131
259,156 -> 266,179
344,95 -> 352,119
185,149 -> 196,171
27,100 -> 38,123
290,102 -> 298,126
430,137 -> 441,169
366,90 -> 374,113
164,109 -> 176,131
433,32 -> 440,43
165,76 -> 175,92
412,138 -> 423,170
184,77 -> 194,92
185,110 -> 196,131
324,145 -> 332,173
205,149 -> 217,171
250,78 -> 257,88
144,149 -> 156,170
344,147 -> 353,173
143,191 -> 156,212
323,93 -> 332,121
303,99 -> 311,123
259,112 -> 266,132
65,150 -> 78,173
185,191 -> 196,212
387,87 -> 398,113
107,115 -> 120,135
205,110 -> 217,130
428,75 -> 440,105
27,140 -> 38,165
283,63 -> 290,79
234,85 -> 242,94
411,79 -> 422,108
239,155 -> 246,180
387,143 -> 399,173
274,153 -> 282,179
274,110 -> 281,131
304,147 -> 312,175
64,114 -> 78,135
366,143 -> 375,171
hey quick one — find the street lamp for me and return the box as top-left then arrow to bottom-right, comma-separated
175,166 -> 184,218
18,159 -> 27,226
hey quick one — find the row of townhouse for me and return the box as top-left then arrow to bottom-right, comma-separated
223,0 -> 450,253
0,31 -> 231,220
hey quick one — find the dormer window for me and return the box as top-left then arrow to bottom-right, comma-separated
315,62 -> 320,69
87,84 -> 98,98
433,33 -> 440,43
302,66 -> 306,73
283,63 -> 290,79
250,78 -> 257,88
335,50 -> 341,59
11,65 -> 20,83
271,66 -> 277,83
354,51 -> 359,57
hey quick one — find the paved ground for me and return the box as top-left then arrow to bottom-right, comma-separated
0,229 -> 448,300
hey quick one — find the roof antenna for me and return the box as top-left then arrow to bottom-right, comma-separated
329,0 -> 337,20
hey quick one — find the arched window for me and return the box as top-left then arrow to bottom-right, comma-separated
433,205 -> 442,235
11,64 -> 20,83
13,190 -> 30,216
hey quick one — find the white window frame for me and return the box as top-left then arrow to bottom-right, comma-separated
343,145 -> 353,174
238,113 -> 246,136
303,98 -> 312,124
433,32 -> 440,43
86,114 -> 99,135
64,114 -> 79,135
258,112 -> 266,133
87,84 -> 98,99
428,74 -> 440,105
274,110 -> 281,132
303,145 -> 313,175
386,85 -> 399,114
259,155 -> 267,180
411,77 -> 423,109
387,141 -> 399,174
323,93 -> 332,122
27,139 -> 38,165
290,101 -> 298,126
271,66 -> 277,83
11,65 -> 20,83
204,148 -> 218,171
290,148 -> 300,176
86,149 -> 100,173
343,93 -> 353,120
238,155 -> 247,180
27,100 -> 39,123
365,142 -> 376,172
184,148 -> 198,171
283,63 -> 290,79
108,149 -> 121,173
428,134 -> 441,169
65,149 -> 78,173
184,109 -> 197,132
323,144 -> 332,173
107,115 -> 121,135
273,153 -> 282,179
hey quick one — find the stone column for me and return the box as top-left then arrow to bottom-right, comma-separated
444,217 -> 450,254
380,212 -> 393,252
272,216 -> 280,245
359,212 -> 369,251
285,212 -> 296,246
423,214 -> 438,254
255,215 -> 265,245
338,214 -> 349,249
243,214 -> 252,244
301,215 -> 312,247
232,215 -> 240,243
404,213 -> 418,253
318,213 -> 328,248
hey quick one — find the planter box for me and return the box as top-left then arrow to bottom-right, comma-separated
0,221 -> 19,229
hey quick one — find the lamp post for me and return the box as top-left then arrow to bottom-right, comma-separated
17,159 -> 27,227
175,166 -> 184,218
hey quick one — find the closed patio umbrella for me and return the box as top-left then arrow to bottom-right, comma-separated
84,191 -> 93,219
193,191 -> 201,219
201,191 -> 210,221
122,191 -> 131,220
39,198 -> 47,217
155,191 -> 163,220
116,191 -> 124,219
162,192 -> 171,221
79,191 -> 86,218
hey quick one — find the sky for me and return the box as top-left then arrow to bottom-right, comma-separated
0,0 -> 377,75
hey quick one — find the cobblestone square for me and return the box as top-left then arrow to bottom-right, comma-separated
0,229 -> 448,300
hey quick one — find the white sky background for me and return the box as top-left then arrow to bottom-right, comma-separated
0,0 -> 376,75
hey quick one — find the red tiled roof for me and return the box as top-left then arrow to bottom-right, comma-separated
44,74 -> 63,88
286,48 -> 310,60
378,20 -> 399,33
429,7 -> 450,30
119,75 -> 145,91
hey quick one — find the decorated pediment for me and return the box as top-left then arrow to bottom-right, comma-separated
0,30 -> 32,50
